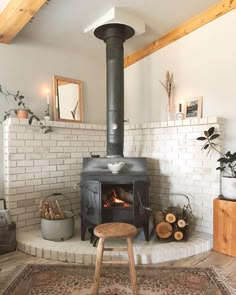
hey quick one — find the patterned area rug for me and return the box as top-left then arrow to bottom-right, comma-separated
1,264 -> 234,295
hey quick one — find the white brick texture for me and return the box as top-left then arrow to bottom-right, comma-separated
4,121 -> 106,230
4,118 -> 223,234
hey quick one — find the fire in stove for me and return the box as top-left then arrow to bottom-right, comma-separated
102,185 -> 133,209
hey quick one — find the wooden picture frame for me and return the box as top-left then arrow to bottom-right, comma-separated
183,96 -> 202,118
53,75 -> 83,123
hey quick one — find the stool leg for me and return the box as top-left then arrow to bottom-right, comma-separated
127,237 -> 138,295
93,238 -> 104,295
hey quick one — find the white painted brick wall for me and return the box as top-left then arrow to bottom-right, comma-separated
124,117 -> 224,235
3,119 -> 106,230
3,117 -> 223,234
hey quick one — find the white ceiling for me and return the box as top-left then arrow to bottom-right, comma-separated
17,0 -> 220,59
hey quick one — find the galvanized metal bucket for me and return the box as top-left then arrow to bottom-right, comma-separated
41,193 -> 75,242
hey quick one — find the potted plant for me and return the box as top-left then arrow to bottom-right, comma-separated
197,127 -> 236,200
0,84 -> 51,133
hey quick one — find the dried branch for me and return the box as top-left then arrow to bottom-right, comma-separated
160,70 -> 174,107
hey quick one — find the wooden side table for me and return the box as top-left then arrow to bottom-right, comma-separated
213,198 -> 236,257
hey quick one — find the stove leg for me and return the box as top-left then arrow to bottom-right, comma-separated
81,219 -> 86,241
143,222 -> 149,241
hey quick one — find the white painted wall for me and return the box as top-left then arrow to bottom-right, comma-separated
0,37 -> 106,124
0,36 -> 106,196
124,9 -> 236,152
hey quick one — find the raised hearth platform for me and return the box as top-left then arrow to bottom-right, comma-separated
17,221 -> 212,265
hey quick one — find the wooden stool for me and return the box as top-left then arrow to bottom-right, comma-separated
93,222 -> 138,295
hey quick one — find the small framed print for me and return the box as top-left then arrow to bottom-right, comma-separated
183,96 -> 202,118
0,199 -> 5,210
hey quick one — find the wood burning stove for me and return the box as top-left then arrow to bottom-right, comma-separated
80,157 -> 150,241
80,24 -> 150,241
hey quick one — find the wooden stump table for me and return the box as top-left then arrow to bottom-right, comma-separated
213,198 -> 236,257
92,222 -> 138,295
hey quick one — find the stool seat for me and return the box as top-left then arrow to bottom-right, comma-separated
94,222 -> 137,239
93,222 -> 138,295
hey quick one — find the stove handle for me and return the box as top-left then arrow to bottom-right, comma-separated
79,182 -> 98,194
85,205 -> 93,214
137,192 -> 152,214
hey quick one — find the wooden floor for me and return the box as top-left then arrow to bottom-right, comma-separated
0,249 -> 236,293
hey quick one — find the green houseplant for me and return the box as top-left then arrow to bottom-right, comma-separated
0,84 -> 51,133
197,126 -> 236,200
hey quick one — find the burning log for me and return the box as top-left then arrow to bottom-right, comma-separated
102,187 -> 132,208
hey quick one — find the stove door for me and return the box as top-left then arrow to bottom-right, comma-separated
81,181 -> 101,224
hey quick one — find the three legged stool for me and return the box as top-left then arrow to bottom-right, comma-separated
92,222 -> 138,295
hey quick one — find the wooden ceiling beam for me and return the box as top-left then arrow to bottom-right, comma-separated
0,0 -> 47,44
124,0 -> 236,68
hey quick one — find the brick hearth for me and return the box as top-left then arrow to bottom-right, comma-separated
17,219 -> 212,264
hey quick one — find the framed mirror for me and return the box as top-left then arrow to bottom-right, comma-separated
53,75 -> 83,122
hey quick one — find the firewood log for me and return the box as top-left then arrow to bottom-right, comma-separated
48,202 -> 56,220
155,221 -> 173,239
177,219 -> 187,228
55,200 -> 64,219
173,230 -> 184,241
165,212 -> 176,223
50,201 -> 60,218
41,201 -> 47,216
44,211 -> 50,220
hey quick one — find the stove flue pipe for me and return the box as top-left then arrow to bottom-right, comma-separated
94,23 -> 135,157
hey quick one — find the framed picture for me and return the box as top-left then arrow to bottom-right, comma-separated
0,199 -> 5,210
183,96 -> 202,118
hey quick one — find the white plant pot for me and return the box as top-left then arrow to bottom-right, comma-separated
221,176 -> 236,200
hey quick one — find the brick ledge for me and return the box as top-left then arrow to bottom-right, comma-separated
17,222 -> 213,265
3,117 -> 224,131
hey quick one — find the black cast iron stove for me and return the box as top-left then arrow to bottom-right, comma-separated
81,157 -> 150,241
80,23 -> 150,241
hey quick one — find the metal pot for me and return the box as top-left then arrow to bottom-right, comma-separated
41,210 -> 74,241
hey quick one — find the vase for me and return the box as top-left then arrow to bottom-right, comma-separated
221,176 -> 236,200
166,102 -> 175,121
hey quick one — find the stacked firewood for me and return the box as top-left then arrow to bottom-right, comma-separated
39,200 -> 65,220
153,206 -> 191,241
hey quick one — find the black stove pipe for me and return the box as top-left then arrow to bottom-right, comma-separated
94,23 -> 135,157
